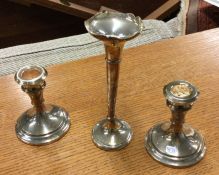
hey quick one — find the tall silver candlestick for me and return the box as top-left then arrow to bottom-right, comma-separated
85,11 -> 143,150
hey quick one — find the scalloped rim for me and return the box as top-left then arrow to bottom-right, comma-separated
85,11 -> 144,40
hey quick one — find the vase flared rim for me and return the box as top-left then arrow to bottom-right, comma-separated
85,11 -> 144,41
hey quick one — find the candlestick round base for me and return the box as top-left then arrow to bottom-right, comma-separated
92,118 -> 133,150
145,122 -> 206,167
15,104 -> 70,145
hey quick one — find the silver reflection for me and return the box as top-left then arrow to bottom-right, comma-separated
15,66 -> 70,145
145,80 -> 206,167
85,11 -> 143,150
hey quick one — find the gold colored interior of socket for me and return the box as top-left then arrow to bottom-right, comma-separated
170,84 -> 192,97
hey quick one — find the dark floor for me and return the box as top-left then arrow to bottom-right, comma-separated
0,0 -> 179,49
0,0 -> 86,49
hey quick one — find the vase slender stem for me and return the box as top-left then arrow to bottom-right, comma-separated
85,11 -> 142,150
105,43 -> 124,123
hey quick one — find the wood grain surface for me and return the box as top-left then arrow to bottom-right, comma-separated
0,29 -> 219,175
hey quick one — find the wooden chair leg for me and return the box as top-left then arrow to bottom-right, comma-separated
144,0 -> 180,20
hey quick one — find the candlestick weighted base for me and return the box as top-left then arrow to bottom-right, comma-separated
15,65 -> 70,145
145,80 -> 206,167
145,122 -> 206,167
16,104 -> 70,145
92,118 -> 133,150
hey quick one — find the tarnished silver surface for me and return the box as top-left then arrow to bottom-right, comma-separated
92,118 -> 133,150
15,65 -> 47,86
85,11 -> 143,150
15,65 -> 70,145
163,80 -> 199,105
145,80 -> 206,167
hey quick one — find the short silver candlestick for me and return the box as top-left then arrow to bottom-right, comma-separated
15,65 -> 70,145
145,80 -> 206,167
85,11 -> 143,150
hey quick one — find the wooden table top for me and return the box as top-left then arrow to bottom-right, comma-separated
1,28 -> 219,175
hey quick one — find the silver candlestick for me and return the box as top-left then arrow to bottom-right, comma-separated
15,65 -> 71,145
85,11 -> 143,150
145,80 -> 206,167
